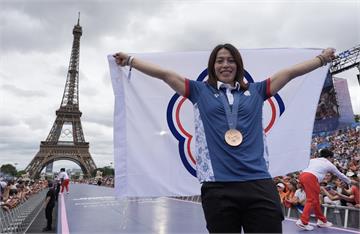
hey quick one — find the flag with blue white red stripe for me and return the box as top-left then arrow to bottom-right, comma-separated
108,48 -> 329,197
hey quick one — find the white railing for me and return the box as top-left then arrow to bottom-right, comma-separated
284,204 -> 359,230
173,195 -> 201,203
173,196 -> 360,230
0,190 -> 47,234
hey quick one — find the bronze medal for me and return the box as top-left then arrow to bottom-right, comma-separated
225,129 -> 243,146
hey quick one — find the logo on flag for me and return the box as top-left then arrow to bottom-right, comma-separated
166,69 -> 285,177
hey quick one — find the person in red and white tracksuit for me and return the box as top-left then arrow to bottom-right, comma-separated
296,149 -> 351,231
58,168 -> 70,194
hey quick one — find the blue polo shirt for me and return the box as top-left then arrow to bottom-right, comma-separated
185,79 -> 272,182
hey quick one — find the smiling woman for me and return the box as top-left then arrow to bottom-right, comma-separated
214,48 -> 238,84
207,44 -> 246,91
112,43 -> 335,233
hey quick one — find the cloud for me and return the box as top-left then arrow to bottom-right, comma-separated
0,115 -> 19,127
83,113 -> 113,128
23,116 -> 50,130
2,0 -> 359,54
0,0 -> 167,53
1,84 -> 47,97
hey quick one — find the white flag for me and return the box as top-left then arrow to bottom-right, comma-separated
108,48 -> 329,197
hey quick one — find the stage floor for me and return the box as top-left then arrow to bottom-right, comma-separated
57,184 -> 359,234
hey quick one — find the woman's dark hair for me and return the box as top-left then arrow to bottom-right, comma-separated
207,43 -> 247,90
288,179 -> 298,192
319,148 -> 333,158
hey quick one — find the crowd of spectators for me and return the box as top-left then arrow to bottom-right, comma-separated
315,87 -> 339,120
275,124 -> 360,212
93,176 -> 114,187
0,178 -> 48,212
1,124 -> 357,216
0,173 -> 114,213
74,176 -> 114,187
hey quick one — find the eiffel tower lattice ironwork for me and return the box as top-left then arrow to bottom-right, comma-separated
25,16 -> 97,178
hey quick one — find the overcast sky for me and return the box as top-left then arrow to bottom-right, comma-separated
1,0 -> 359,172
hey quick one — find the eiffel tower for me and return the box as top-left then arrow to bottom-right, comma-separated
25,15 -> 97,178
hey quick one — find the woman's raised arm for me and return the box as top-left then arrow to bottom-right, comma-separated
269,48 -> 335,96
113,52 -> 186,96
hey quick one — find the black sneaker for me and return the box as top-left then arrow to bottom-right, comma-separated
42,227 -> 51,232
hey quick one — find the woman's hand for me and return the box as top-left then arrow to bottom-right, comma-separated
320,48 -> 336,64
269,47 -> 336,96
113,52 -> 130,66
111,51 -> 186,96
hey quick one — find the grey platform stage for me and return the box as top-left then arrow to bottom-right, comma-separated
57,184 -> 359,234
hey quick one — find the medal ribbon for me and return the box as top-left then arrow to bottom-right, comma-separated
218,87 -> 240,130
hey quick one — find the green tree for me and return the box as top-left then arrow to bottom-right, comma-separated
16,170 -> 27,178
103,166 -> 114,176
0,164 -> 17,176
91,166 -> 114,177
71,171 -> 81,180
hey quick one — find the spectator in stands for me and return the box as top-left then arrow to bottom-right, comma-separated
277,182 -> 288,205
347,161 -> 359,177
323,173 -> 334,184
320,184 -> 341,206
0,179 -> 10,212
1,182 -> 11,207
296,148 -> 351,231
16,180 -> 26,202
43,181 -> 56,232
282,175 -> 291,184
8,180 -> 17,196
293,182 -> 306,213
58,168 -> 70,194
315,87 -> 339,120
23,180 -> 32,200
283,179 -> 297,208
335,173 -> 360,208
332,177 -> 349,206
0,178 -> 6,201
2,182 -> 20,210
